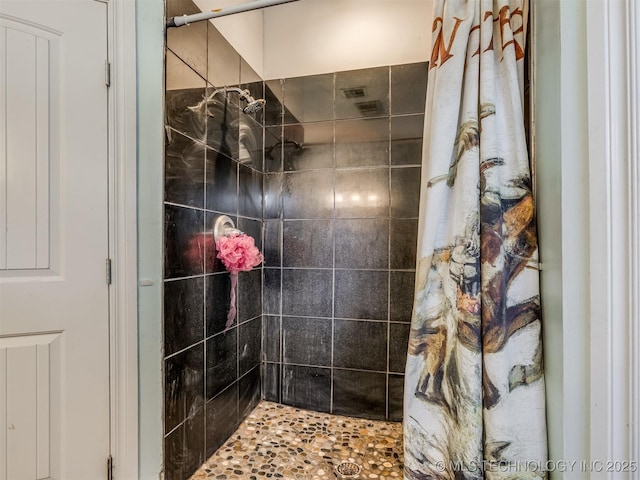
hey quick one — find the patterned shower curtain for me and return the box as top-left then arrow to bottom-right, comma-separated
403,0 -> 547,479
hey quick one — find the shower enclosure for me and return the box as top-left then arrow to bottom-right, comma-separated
163,1 -> 428,478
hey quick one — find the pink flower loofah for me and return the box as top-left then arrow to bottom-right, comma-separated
216,234 -> 263,274
215,234 -> 263,329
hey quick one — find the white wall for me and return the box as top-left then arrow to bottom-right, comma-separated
263,0 -> 432,79
193,0 -> 433,80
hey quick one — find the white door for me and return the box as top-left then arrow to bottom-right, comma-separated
0,1 -> 110,479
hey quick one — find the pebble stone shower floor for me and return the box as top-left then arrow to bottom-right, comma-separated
191,401 -> 404,480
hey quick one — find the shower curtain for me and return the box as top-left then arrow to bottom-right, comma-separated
404,1 -> 547,479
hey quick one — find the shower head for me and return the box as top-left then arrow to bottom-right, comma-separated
203,87 -> 266,114
242,97 -> 266,114
238,89 -> 266,114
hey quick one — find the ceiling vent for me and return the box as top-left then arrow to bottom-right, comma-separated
341,86 -> 367,99
355,100 -> 383,116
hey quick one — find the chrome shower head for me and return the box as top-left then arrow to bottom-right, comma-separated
242,97 -> 266,114
192,87 -> 266,117
237,89 -> 266,114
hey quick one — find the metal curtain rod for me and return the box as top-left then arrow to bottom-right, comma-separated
167,0 -> 301,28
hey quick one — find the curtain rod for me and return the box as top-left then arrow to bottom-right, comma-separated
167,0 -> 301,28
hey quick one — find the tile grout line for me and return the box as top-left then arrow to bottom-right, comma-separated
386,64 -> 392,421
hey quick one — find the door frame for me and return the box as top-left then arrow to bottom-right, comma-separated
585,0 -> 640,471
107,0 -> 139,478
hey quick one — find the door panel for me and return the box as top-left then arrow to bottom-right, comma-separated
0,1 -> 110,479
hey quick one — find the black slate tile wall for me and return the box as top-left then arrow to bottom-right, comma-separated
164,1 -> 426,467
164,3 -> 263,478
262,62 -> 427,422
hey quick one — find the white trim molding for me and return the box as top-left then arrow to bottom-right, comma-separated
586,0 -> 640,478
107,0 -> 139,478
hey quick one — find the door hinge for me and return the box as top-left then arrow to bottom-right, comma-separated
105,60 -> 111,87
107,455 -> 114,480
106,258 -> 112,285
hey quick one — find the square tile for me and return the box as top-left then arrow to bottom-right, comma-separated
263,220 -> 282,267
238,317 -> 262,375
335,218 -> 388,269
205,89 -> 240,161
262,362 -> 281,403
205,148 -> 237,214
389,323 -> 410,373
184,409 -> 206,472
165,129 -> 206,208
282,365 -> 331,413
282,317 -> 332,367
237,217 -> 263,251
335,67 -> 389,120
238,164 -> 263,219
164,409 -> 206,480
205,383 -> 239,457
284,123 -> 334,171
335,168 -> 389,218
282,73 -> 334,123
335,270 -> 388,320
164,205 -> 205,279
282,269 -> 333,318
265,126 -> 283,173
388,374 -> 404,422
391,115 -> 424,166
165,343 -> 205,434
390,219 -> 418,269
389,271 -> 415,322
333,319 -> 387,371
264,173 -> 283,219
390,167 -> 421,218
335,118 -> 389,168
238,115 -> 264,171
263,268 -> 281,315
237,268 -> 262,322
332,370 -> 386,420
264,80 -> 283,126
206,273 -> 233,336
163,422 -> 185,480
238,367 -> 261,418
283,170 -> 334,219
391,62 -> 428,115
283,220 -> 334,268
206,330 -> 238,400
164,277 -> 204,356
165,50 -> 207,143
263,315 -> 281,362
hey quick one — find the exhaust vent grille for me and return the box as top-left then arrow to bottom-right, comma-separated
355,100 -> 383,116
341,86 -> 367,98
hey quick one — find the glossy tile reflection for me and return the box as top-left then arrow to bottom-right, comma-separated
265,63 -> 424,420
191,402 -> 404,480
165,15 -> 266,480
282,73 -> 334,124
166,50 -> 207,142
335,67 -> 390,120
335,118 -> 389,168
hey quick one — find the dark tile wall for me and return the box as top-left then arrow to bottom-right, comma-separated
262,63 -> 427,422
164,2 -> 263,479
164,0 -> 425,469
